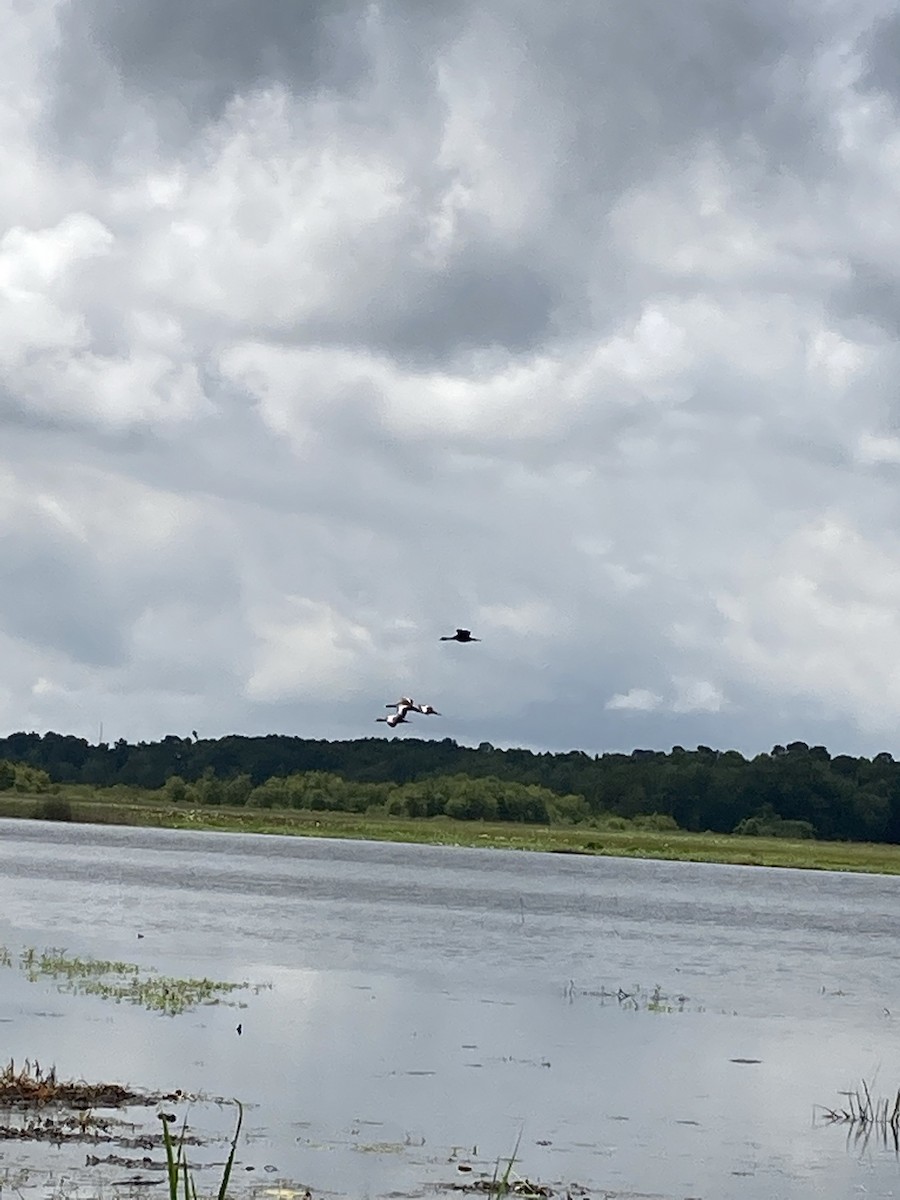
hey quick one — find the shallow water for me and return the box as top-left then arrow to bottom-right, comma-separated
1,817 -> 899,1199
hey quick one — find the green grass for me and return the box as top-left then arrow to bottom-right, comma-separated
3,787 -> 900,874
161,1101 -> 243,1200
3,945 -> 258,1015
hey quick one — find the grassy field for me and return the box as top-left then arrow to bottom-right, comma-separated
2,786 -> 900,874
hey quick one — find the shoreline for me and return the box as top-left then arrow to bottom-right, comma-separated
2,792 -> 900,874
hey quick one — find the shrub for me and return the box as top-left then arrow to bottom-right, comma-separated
632,813 -> 680,831
733,805 -> 816,839
33,797 -> 73,822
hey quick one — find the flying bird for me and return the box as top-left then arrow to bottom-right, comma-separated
386,697 -> 416,711
377,712 -> 410,728
440,628 -> 480,643
416,704 -> 441,716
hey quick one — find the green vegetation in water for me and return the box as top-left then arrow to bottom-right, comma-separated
457,1131 -> 552,1199
161,1101 -> 242,1200
3,946 -> 263,1016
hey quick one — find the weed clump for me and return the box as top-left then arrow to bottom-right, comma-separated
3,945 -> 259,1015
32,797 -> 73,821
0,1058 -> 181,1109
816,1079 -> 900,1151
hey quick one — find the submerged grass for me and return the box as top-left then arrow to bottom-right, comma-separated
2,945 -> 259,1015
3,788 -> 900,874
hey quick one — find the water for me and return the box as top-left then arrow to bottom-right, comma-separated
1,817 -> 899,1199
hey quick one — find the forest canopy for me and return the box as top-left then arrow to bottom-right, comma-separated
0,732 -> 899,843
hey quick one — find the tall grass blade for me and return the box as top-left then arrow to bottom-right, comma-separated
160,1113 -> 179,1200
159,1102 -> 241,1200
216,1100 -> 243,1200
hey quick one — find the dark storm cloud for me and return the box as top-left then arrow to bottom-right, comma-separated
47,0 -> 466,155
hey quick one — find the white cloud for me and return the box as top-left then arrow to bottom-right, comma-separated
246,597 -> 375,703
855,432 -> 900,465
671,678 -> 727,715
606,689 -> 663,713
714,517 -> 900,735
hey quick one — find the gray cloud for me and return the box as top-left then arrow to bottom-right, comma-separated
47,1 -> 464,161
3,0 -> 900,756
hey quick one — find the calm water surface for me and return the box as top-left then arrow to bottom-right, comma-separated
1,817 -> 899,1199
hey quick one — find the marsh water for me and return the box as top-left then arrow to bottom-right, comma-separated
1,818 -> 899,1200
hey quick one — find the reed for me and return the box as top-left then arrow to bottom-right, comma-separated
488,1129 -> 522,1198
160,1100 -> 243,1200
816,1080 -> 900,1151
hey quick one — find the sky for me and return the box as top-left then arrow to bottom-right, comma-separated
4,0 -> 900,758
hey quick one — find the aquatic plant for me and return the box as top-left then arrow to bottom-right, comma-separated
0,1058 -> 185,1111
816,1080 -> 900,1151
3,946 -> 259,1016
479,1130 -> 554,1199
490,1130 -> 521,1197
160,1100 -> 243,1200
562,979 -> 692,1014
457,1134 -> 551,1199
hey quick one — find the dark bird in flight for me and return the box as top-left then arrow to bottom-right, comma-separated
440,628 -> 480,642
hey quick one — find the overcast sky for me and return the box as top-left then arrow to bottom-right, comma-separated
5,0 -> 900,758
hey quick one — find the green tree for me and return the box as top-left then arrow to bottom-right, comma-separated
162,775 -> 188,804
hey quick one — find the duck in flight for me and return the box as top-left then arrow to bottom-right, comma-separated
440,628 -> 480,642
376,711 -> 410,728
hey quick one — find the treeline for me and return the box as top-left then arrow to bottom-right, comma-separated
1,732 -> 900,842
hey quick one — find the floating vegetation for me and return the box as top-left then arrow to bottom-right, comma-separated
452,1181 -> 553,1198
2,945 -> 263,1016
450,1132 -> 555,1200
816,1080 -> 900,1152
0,1059 -> 202,1160
562,979 -> 692,1014
0,1059 -> 184,1112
